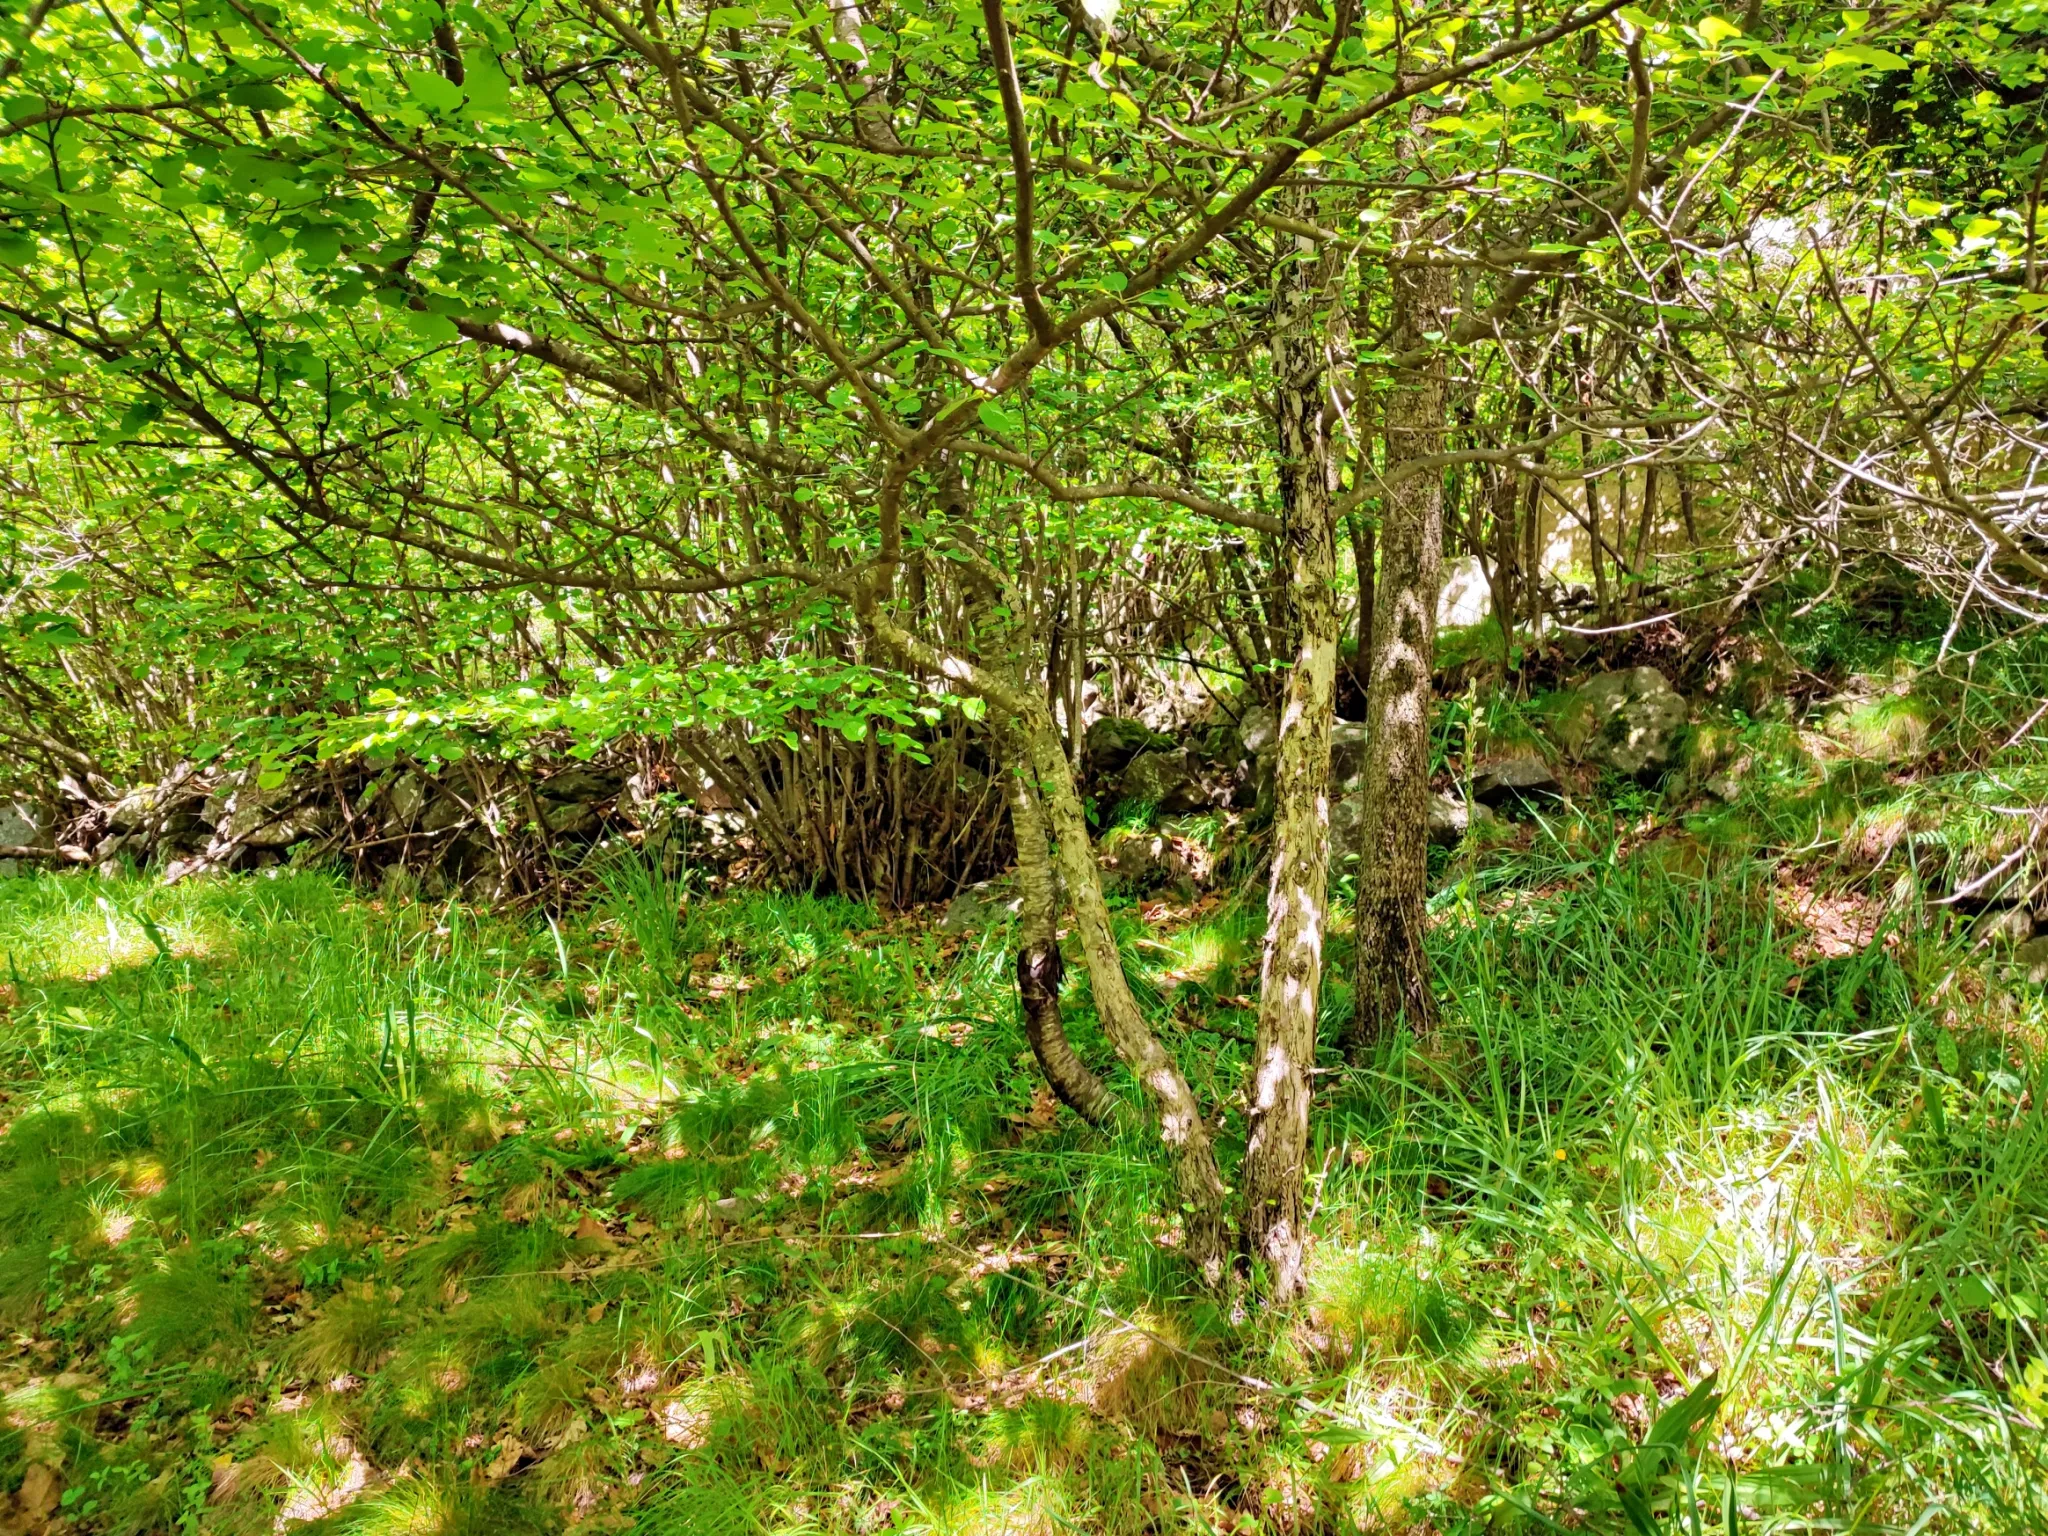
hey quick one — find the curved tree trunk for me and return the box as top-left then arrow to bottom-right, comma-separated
856,595 -> 1232,1287
1020,717 -> 1232,1286
1007,761 -> 1117,1127
1239,206 -> 1342,1299
1349,98 -> 1454,1054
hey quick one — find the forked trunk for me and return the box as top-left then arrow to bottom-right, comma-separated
1006,762 -> 1117,1127
1020,715 -> 1232,1285
1349,99 -> 1453,1053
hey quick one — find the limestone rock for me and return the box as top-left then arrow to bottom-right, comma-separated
1330,785 -> 1488,863
541,799 -> 601,837
107,784 -> 161,833
1232,705 -> 1278,759
0,799 -> 43,877
384,771 -> 429,825
1330,721 -> 1371,784
2012,935 -> 2048,986
207,770 -> 336,848
1117,749 -> 1200,813
539,765 -> 624,803
1086,717 -> 1178,775
940,877 -> 1024,934
1471,754 -> 1562,806
1099,830 -> 1213,892
1438,554 -> 1493,629
1556,667 -> 1689,778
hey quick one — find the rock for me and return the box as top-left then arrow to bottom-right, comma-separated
1555,667 -> 1689,778
0,799 -> 43,877
940,878 -> 1023,934
1330,721 -> 1370,784
1471,755 -> 1561,806
385,771 -> 429,825
1438,554 -> 1493,630
1117,749 -> 1200,813
1331,786 -> 1488,863
1428,792 -> 1493,847
538,765 -> 624,803
1232,705 -> 1278,759
230,799 -> 336,849
540,799 -> 601,837
18,1461 -> 60,1527
421,792 -> 469,834
203,769 -> 333,847
1100,830 -> 1213,892
107,784 -> 160,833
1974,907 -> 2039,949
1826,691 -> 1933,766
2013,936 -> 2048,986
1086,717 -> 1177,775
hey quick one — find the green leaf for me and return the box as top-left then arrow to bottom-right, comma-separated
401,309 -> 461,345
1493,76 -> 1545,109
977,400 -> 1021,435
406,71 -> 466,113
1696,15 -> 1743,45
1821,43 -> 1909,71
224,81 -> 292,110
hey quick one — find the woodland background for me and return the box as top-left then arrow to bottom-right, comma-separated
0,0 -> 2046,1530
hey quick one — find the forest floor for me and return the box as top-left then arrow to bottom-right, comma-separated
3,668 -> 2048,1533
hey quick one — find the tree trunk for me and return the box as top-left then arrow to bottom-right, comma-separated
1007,761 -> 1117,1127
1020,715 -> 1232,1284
1349,99 -> 1453,1054
1239,211 -> 1342,1298
855,599 -> 1233,1286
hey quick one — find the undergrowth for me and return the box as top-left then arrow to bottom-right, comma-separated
0,785 -> 2044,1531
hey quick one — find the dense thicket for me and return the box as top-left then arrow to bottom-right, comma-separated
0,0 -> 2044,1285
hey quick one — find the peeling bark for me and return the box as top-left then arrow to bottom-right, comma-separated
1239,200 -> 1342,1298
828,0 -> 903,152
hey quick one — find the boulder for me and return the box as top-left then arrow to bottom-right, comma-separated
1973,906 -> 2039,949
421,792 -> 469,834
107,784 -> 161,833
207,770 -> 337,848
538,765 -> 625,803
1471,754 -> 1562,806
2012,935 -> 2048,986
1086,717 -> 1178,775
541,799 -> 601,838
1232,705 -> 1278,759
0,799 -> 43,877
1117,749 -> 1200,813
1427,791 -> 1493,847
1330,721 -> 1370,784
1330,786 -> 1488,863
939,877 -> 1024,934
1100,830 -> 1213,892
1555,667 -> 1689,778
1438,554 -> 1493,630
384,771 -> 429,825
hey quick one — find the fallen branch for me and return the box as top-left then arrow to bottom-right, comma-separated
0,843 -> 89,863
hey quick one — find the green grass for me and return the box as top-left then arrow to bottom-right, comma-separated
0,820 -> 2043,1533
